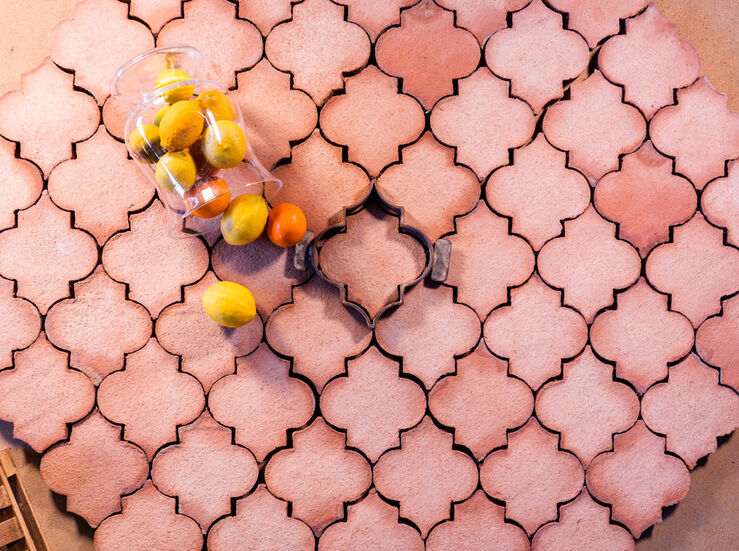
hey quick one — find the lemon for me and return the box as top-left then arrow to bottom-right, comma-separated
220,194 -> 268,245
197,90 -> 235,121
202,280 -> 256,328
202,120 -> 247,169
154,68 -> 194,104
159,100 -> 204,151
155,150 -> 197,192
153,105 -> 169,125
128,124 -> 163,163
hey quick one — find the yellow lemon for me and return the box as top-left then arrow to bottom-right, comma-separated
201,120 -> 247,169
128,124 -> 163,163
153,104 -> 169,125
154,68 -> 194,104
220,194 -> 268,245
155,150 -> 197,192
202,280 -> 256,327
159,100 -> 204,151
197,90 -> 235,121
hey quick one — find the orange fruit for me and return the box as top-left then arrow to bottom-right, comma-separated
185,178 -> 231,218
266,203 -> 307,248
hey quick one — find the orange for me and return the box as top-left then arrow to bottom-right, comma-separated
184,178 -> 231,218
266,203 -> 307,248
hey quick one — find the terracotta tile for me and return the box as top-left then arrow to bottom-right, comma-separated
0,58 -> 99,176
594,141 -> 697,256
0,136 -> 42,230
599,5 -> 700,119
208,485 -> 314,550
265,0 -> 370,104
485,0 -> 590,113
538,206 -> 641,322
0,192 -> 97,314
373,417 -> 478,537
264,417 -> 372,535
321,346 -> 426,462
320,66 -> 424,177
480,418 -> 584,535
428,343 -> 533,459
0,334 -> 94,452
702,160 -> 739,246
265,276 -> 372,390
94,480 -> 203,551
48,0 -> 154,103
375,132 -> 480,241
375,283 -> 480,389
333,0 -> 417,41
40,411 -> 149,527
375,0 -> 480,110
237,0 -> 292,35
646,213 -> 739,327
129,0 -> 183,34
436,0 -> 530,44
484,274 -> 587,390
543,71 -> 646,182
101,200 -> 209,317
696,295 -> 739,391
446,200 -> 534,317
586,420 -> 690,537
151,412 -> 259,531
430,68 -> 535,178
101,95 -> 128,141
547,0 -> 648,47
650,78 -> 739,189
209,343 -> 315,462
0,276 -> 40,369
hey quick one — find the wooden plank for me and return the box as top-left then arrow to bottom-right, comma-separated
0,485 -> 10,509
0,517 -> 23,546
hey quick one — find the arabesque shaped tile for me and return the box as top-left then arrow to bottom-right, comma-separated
334,0 -> 417,41
430,68 -> 535,178
547,0 -> 648,47
446,201 -> 534,317
485,0 -> 589,113
0,136 -> 42,230
543,71 -> 646,182
0,276 -> 39,369
101,95 -> 128,141
702,160 -> 739,246
40,411 -> 149,527
586,420 -> 690,537
480,418 -> 583,535
696,295 -> 739,391
265,417 -> 372,535
436,0 -> 529,44
237,0 -> 292,35
374,417 -> 478,537
0,334 -> 94,452
130,0 -> 183,33
375,0 -> 480,110
265,0 -> 370,104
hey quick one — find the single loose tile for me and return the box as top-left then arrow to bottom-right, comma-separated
696,295 -> 739,391
480,418 -> 584,535
0,276 -> 40,368
237,0 -> 292,35
547,0 -> 648,47
130,0 -> 183,33
265,417 -> 372,535
0,136 -> 42,230
334,0 -> 417,41
430,68 -> 535,178
702,160 -> 739,246
374,417 -> 478,537
436,0 -> 529,44
586,421 -> 690,537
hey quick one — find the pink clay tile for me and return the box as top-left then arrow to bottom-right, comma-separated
373,417 -> 478,537
642,354 -> 739,468
45,266 -> 152,384
264,417 -> 372,535
237,0 -> 292,36
435,0 -> 530,44
445,200 -> 535,317
536,346 -> 640,466
321,346 -> 426,462
599,5 -> 700,119
48,0 -> 154,104
320,66 -> 425,177
101,200 -> 209,317
428,343 -> 533,459
231,59 -> 317,170
130,0 -> 184,34
543,71 -> 646,182
426,490 -> 530,551
375,0 -> 480,110
650,78 -> 739,189
646,213 -> 739,327
486,133 -> 590,250
590,278 -> 694,394
0,334 -> 94,452
547,0 -> 648,47
531,490 -> 635,551
158,0 -> 262,88
696,295 -> 739,391
480,417 -> 584,535
0,193 -> 97,314
375,283 -> 479,389
0,136 -> 42,230
209,343 -> 315,462
269,132 -> 371,235
430,68 -> 535,178
0,276 -> 39,369
156,272 -> 263,391
40,411 -> 149,527
334,0 -> 417,42
265,276 -> 372,391
483,274 -> 588,390
48,126 -> 154,244
97,339 -> 205,460
0,58 -> 98,176
586,420 -> 690,537
151,412 -> 258,531
538,206 -> 641,322
594,141 -> 697,256
94,480 -> 203,551
208,485 -> 314,551
375,132 -> 480,241
485,0 -> 590,113
702,160 -> 739,246
265,0 -> 370,105
101,95 -> 128,141
318,206 -> 427,319
319,490 -> 424,551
